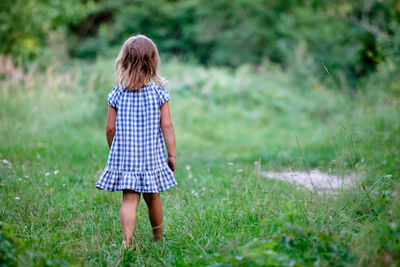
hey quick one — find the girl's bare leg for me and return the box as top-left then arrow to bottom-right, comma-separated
120,190 -> 140,245
143,193 -> 163,241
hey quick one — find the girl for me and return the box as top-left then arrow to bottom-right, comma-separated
96,34 -> 177,244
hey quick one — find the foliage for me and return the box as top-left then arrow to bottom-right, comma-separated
0,0 -> 94,63
0,221 -> 22,266
1,0 -> 400,84
65,0 -> 400,85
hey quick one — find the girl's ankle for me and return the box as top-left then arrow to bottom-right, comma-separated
153,235 -> 163,242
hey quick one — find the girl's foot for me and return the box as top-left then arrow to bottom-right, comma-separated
121,240 -> 129,251
152,223 -> 163,241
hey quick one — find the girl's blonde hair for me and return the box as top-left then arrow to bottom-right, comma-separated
115,34 -> 164,90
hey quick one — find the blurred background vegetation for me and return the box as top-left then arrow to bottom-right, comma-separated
2,0 -> 400,86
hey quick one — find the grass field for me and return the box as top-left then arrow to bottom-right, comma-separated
1,57 -> 399,266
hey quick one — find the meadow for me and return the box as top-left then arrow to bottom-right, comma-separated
0,56 -> 399,266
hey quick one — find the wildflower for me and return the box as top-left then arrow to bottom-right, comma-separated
185,165 -> 191,171
14,196 -> 20,200
54,170 -> 59,175
18,178 -> 22,181
45,172 -> 50,177
2,159 -> 12,168
227,162 -> 234,166
236,256 -> 243,261
191,190 -> 198,197
188,173 -> 193,179
237,169 -> 243,173
200,187 -> 206,191
62,184 -> 66,187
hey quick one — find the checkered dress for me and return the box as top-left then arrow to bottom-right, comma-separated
96,83 -> 177,193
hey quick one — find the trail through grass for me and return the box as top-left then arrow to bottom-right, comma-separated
262,169 -> 358,193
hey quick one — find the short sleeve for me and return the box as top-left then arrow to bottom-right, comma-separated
157,86 -> 171,107
107,86 -> 122,109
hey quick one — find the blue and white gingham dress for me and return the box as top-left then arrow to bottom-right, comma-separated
96,83 -> 177,193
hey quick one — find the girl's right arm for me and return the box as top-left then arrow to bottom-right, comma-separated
160,102 -> 176,173
106,106 -> 117,149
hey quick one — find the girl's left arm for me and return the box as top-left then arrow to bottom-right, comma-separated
106,106 -> 117,148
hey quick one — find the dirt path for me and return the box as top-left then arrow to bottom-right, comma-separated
261,169 -> 357,193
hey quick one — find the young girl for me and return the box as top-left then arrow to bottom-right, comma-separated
96,34 -> 177,244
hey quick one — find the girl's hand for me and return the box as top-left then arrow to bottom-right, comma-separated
161,102 -> 176,174
167,157 -> 176,174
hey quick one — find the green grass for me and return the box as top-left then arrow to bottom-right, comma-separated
0,57 -> 399,266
